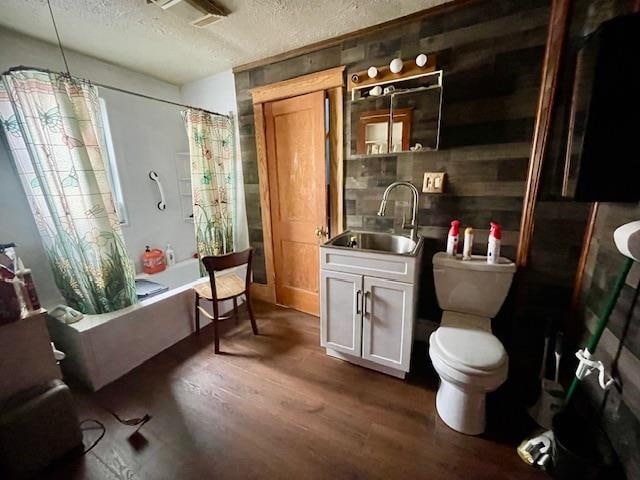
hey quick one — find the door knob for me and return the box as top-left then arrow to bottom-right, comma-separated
315,226 -> 328,238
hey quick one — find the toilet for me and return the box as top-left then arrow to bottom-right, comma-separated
429,252 -> 516,435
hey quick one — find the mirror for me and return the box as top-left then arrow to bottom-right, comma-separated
351,95 -> 391,155
350,70 -> 442,156
391,85 -> 441,152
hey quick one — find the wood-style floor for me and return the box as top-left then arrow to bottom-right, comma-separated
45,302 -> 544,480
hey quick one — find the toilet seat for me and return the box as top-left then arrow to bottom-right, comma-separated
429,332 -> 508,393
433,326 -> 507,373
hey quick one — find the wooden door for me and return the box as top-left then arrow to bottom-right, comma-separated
362,277 -> 414,371
264,91 -> 327,315
320,270 -> 362,356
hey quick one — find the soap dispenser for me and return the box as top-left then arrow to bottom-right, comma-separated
487,222 -> 502,264
165,244 -> 176,267
446,220 -> 460,256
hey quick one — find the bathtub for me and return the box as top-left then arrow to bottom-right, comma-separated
47,258 -> 242,390
136,257 -> 202,290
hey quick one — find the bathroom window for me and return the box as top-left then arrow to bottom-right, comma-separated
98,97 -> 128,225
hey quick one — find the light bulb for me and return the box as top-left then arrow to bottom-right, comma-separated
389,58 -> 403,74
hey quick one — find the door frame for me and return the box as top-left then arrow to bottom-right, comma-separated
250,66 -> 346,304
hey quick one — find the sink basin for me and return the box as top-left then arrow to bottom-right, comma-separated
325,231 -> 421,256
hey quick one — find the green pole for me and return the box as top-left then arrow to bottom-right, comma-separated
565,256 -> 634,404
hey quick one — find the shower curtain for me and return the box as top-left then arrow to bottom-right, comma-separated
183,109 -> 235,271
0,70 -> 137,314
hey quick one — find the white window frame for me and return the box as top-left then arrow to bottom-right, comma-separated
98,97 -> 129,225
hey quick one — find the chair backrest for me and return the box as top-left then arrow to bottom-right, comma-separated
201,249 -> 253,300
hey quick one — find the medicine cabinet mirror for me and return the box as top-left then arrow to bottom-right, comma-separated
350,70 -> 443,156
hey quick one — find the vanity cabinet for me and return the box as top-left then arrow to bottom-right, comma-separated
319,243 -> 421,378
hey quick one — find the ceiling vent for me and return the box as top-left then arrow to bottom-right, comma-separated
147,0 -> 229,27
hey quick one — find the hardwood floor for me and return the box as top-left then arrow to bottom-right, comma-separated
44,302 -> 544,480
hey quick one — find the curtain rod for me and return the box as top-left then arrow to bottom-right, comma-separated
1,65 -> 230,119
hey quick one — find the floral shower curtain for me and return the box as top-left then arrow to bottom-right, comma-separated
183,109 -> 235,272
0,70 -> 137,314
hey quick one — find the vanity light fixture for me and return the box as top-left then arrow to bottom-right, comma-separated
347,53 -> 438,93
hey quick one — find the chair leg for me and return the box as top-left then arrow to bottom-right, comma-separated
246,292 -> 258,335
194,292 -> 200,334
233,297 -> 239,325
212,300 -> 220,354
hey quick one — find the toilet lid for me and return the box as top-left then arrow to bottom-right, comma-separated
434,327 -> 506,371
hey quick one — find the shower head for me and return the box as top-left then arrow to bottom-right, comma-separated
614,220 -> 640,262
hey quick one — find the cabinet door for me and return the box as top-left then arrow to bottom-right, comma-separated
362,277 -> 414,371
320,270 -> 363,356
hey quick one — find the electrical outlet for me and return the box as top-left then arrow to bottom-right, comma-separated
422,172 -> 446,193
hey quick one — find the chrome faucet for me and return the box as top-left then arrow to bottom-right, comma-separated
377,181 -> 420,241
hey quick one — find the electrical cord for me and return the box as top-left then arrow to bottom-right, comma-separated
78,411 -> 150,455
109,410 -> 152,432
79,419 -> 106,455
0,382 -> 146,458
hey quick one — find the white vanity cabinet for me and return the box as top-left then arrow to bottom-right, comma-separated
319,237 -> 422,379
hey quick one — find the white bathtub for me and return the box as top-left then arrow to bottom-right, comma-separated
136,257 -> 202,290
47,258 -> 242,390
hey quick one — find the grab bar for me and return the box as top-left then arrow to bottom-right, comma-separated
148,171 -> 167,210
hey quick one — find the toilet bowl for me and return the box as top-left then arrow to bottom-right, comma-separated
429,311 -> 508,434
430,253 -> 515,435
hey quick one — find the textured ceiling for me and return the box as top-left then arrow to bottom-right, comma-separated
0,0 -> 451,85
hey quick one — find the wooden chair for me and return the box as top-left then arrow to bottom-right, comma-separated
193,248 -> 258,353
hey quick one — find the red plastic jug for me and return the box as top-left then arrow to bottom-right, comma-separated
142,246 -> 166,274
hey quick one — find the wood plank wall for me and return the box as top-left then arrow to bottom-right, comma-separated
234,0 -> 551,286
234,1 -> 640,473
525,0 -> 640,476
579,203 -> 640,478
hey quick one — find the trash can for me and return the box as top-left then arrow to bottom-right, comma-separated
551,407 -> 620,479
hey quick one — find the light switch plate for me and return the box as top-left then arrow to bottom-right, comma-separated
423,172 -> 446,193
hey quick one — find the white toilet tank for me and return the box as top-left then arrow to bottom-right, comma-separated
432,252 -> 516,318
